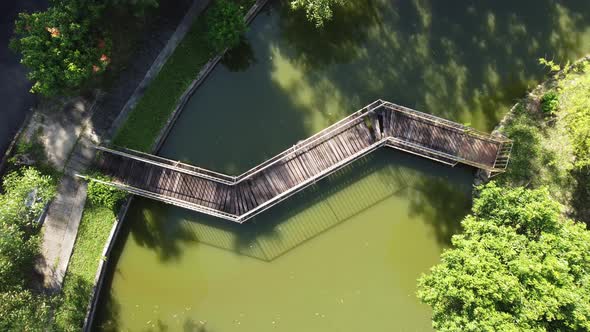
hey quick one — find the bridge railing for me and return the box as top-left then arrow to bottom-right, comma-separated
381,101 -> 511,144
491,140 -> 513,171
95,146 -> 237,185
99,99 -> 511,187
79,174 -> 240,221
92,99 -> 513,222
235,99 -> 384,182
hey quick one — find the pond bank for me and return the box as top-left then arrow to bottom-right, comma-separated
83,0 -> 271,329
487,56 -> 590,222
94,1 -> 590,330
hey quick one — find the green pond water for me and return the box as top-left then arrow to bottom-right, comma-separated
95,1 -> 590,331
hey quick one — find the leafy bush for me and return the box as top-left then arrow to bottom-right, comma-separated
496,105 -> 550,187
0,167 -> 56,292
540,91 -> 559,114
418,183 -> 590,331
0,167 -> 57,230
290,0 -> 344,27
206,0 -> 246,53
10,0 -> 111,96
86,173 -> 126,210
0,290 -> 51,331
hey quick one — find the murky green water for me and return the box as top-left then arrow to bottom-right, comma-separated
95,1 -> 590,331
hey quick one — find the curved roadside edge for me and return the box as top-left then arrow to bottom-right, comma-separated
81,198 -> 132,331
82,1 -> 271,330
107,0 -> 214,139
152,0 -> 271,152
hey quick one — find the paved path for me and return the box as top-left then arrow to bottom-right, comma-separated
35,0 -> 196,291
36,118 -> 97,291
37,175 -> 88,291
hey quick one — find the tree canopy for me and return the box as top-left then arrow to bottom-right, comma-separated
10,0 -> 160,97
290,0 -> 344,27
10,0 -> 111,96
418,182 -> 590,331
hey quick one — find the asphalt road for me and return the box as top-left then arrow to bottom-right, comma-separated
0,0 -> 47,158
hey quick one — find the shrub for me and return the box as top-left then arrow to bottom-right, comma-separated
540,91 -> 559,114
206,0 -> 246,53
86,173 -> 126,210
497,109 -> 543,185
0,167 -> 56,292
0,167 -> 57,229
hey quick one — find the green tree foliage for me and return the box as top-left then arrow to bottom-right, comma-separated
10,0 -> 112,96
206,0 -> 246,53
86,173 -> 126,210
290,0 -> 344,27
1,167 -> 57,228
418,183 -> 590,331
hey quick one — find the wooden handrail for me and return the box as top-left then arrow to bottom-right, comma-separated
91,100 -> 512,222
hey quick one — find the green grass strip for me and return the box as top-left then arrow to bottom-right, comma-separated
53,203 -> 116,331
112,16 -> 214,151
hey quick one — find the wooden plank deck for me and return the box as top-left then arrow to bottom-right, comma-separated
89,100 -> 512,223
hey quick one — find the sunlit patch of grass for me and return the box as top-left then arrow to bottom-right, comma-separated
53,203 -> 117,331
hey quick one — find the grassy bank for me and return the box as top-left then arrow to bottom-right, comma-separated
112,16 -> 214,151
494,58 -> 590,222
113,0 -> 255,152
48,1 -> 258,329
53,203 -> 116,331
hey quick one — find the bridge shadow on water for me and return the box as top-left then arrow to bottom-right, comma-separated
118,148 -> 472,264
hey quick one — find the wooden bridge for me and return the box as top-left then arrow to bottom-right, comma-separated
89,100 -> 512,223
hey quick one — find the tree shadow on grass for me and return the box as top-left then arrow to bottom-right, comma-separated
54,273 -> 120,332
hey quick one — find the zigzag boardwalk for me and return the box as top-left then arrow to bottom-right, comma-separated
89,100 -> 512,223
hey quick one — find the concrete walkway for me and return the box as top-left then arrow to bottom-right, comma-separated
35,101 -> 98,291
35,0 -> 199,292
37,175 -> 87,291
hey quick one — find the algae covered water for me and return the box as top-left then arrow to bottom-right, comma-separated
95,0 -> 590,330
97,151 -> 473,331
